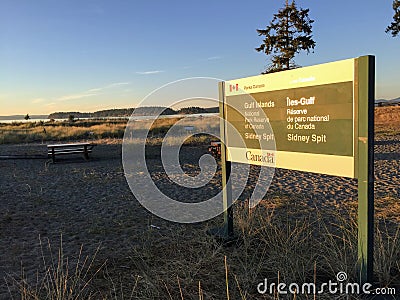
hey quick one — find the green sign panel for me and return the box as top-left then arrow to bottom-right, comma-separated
226,81 -> 353,156
223,58 -> 357,178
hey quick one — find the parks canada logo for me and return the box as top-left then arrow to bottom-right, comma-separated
245,151 -> 275,164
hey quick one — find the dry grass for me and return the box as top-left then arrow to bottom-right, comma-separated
116,197 -> 399,300
375,106 -> 400,126
0,117 -> 220,145
5,236 -> 105,300
9,196 -> 399,299
2,107 -> 400,145
0,120 -> 127,144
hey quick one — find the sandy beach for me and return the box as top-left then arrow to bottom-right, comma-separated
0,133 -> 399,298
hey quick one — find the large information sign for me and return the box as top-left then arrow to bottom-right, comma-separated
223,58 -> 358,177
219,56 -> 375,283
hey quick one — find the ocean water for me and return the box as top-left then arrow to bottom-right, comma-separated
0,118 -> 66,124
0,113 -> 218,124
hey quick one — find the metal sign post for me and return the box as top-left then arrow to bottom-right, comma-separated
356,55 -> 375,284
207,82 -> 234,241
220,82 -> 234,238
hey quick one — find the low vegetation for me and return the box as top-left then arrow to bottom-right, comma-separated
0,116 -> 220,145
0,119 -> 126,144
1,106 -> 399,145
7,196 -> 400,299
375,106 -> 400,126
47,106 -> 218,119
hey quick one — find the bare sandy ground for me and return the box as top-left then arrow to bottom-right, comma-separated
0,134 -> 399,298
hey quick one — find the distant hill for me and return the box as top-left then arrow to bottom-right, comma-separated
131,106 -> 175,116
203,107 -> 219,113
48,108 -> 135,119
375,97 -> 400,107
176,106 -> 219,114
48,106 -> 219,119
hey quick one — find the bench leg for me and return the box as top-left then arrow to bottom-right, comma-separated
52,148 -> 56,163
84,145 -> 89,160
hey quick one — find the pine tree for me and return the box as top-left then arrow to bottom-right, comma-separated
256,0 -> 315,74
386,0 -> 400,37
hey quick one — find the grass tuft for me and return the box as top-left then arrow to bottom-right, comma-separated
6,235 -> 105,300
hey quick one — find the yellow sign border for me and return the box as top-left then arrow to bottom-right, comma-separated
223,58 -> 356,178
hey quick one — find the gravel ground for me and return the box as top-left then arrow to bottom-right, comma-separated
0,134 -> 399,298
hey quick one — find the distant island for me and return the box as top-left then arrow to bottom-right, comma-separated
4,96 -> 400,121
375,97 -> 400,107
47,106 -> 219,119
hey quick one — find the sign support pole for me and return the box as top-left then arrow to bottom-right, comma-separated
219,82 -> 234,238
207,82 -> 234,241
356,55 -> 375,284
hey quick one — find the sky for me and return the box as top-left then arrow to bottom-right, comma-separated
0,0 -> 399,116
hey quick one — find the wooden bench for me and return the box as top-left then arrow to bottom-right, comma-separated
47,142 -> 96,163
